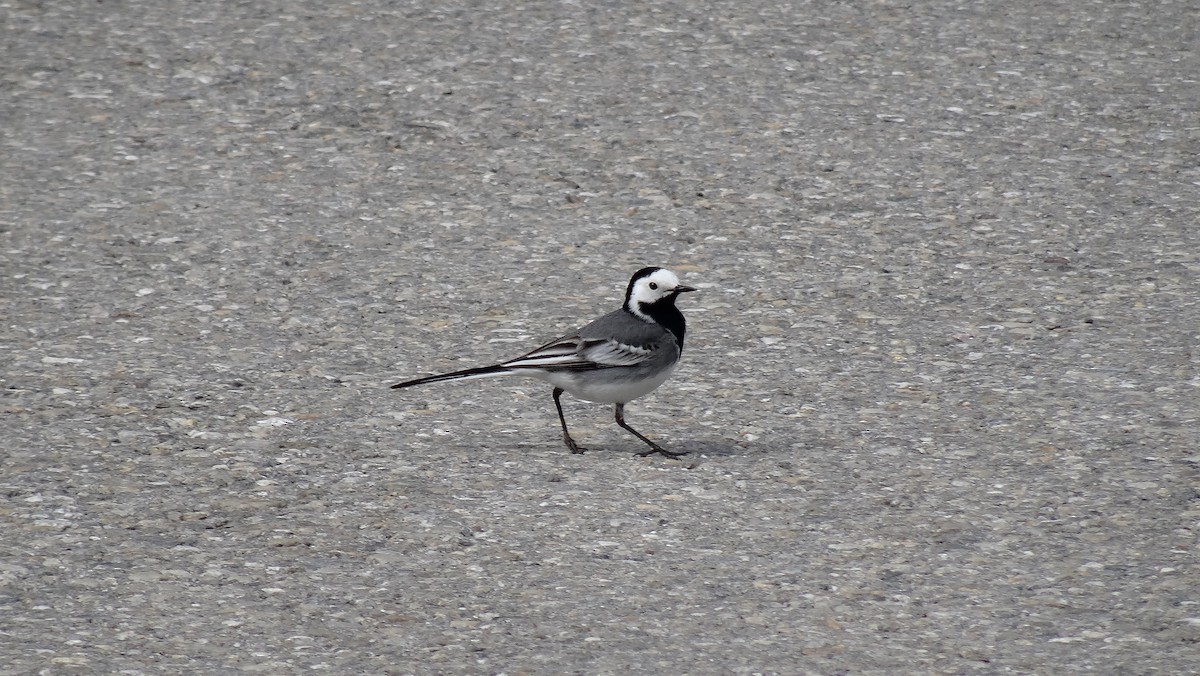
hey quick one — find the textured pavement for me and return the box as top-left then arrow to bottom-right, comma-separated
3,0 -> 1199,673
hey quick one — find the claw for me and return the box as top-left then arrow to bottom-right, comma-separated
635,445 -> 688,459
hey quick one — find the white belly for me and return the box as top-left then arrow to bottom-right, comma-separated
527,364 -> 677,404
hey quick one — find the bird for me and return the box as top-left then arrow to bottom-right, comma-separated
390,267 -> 697,457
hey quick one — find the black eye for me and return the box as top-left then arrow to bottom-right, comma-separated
648,282 -> 658,290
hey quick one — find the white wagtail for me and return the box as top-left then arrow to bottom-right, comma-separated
391,267 -> 696,457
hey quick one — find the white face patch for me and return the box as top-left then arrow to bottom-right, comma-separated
626,268 -> 682,319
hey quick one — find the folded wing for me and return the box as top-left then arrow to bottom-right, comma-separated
579,338 -> 653,366
501,335 -> 654,370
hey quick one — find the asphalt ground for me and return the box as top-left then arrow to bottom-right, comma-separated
2,0 -> 1198,673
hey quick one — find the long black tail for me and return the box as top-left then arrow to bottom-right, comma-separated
390,364 -> 514,389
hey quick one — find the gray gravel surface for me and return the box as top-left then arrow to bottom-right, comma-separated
3,0 -> 1199,673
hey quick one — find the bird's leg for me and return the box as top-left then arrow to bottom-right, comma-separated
553,387 -> 585,454
615,403 -> 687,458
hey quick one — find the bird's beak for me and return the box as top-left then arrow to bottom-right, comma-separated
675,285 -> 697,294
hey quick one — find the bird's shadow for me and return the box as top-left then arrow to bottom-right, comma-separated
670,436 -> 745,458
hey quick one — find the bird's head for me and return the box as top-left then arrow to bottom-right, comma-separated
625,267 -> 696,317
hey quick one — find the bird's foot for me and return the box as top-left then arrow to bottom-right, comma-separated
636,445 -> 688,459
564,437 -> 587,455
